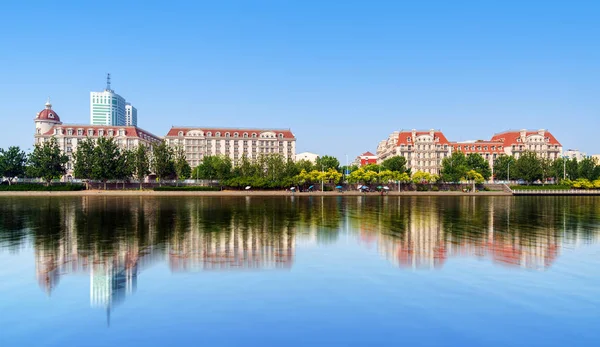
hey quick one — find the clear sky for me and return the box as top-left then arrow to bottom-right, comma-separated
2,0 -> 599,161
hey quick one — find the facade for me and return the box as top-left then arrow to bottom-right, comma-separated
356,151 -> 377,166
165,127 -> 296,168
563,149 -> 587,161
450,140 -> 505,168
490,129 -> 562,160
90,89 -> 126,126
125,103 -> 137,127
377,129 -> 452,174
377,128 -> 563,174
34,100 -> 161,177
295,151 -> 319,163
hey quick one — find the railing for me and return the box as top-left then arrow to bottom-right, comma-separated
513,189 -> 600,195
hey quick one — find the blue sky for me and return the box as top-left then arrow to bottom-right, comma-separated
1,0 -> 599,161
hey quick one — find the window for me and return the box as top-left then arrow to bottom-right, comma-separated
108,130 -> 114,136
243,133 -> 248,138
216,132 -> 221,137
77,129 -> 83,136
88,129 -> 94,136
99,130 -> 104,136
178,131 -> 183,136
234,132 -> 239,138
207,132 -> 212,136
407,137 -> 411,142
252,133 -> 257,138
225,132 -> 230,138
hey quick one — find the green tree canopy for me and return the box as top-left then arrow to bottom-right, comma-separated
92,137 -> 121,189
466,153 -> 492,180
440,152 -> 467,183
27,138 -> 68,185
73,138 -> 95,181
152,141 -> 175,183
493,155 -> 516,181
133,144 -> 151,189
515,151 -> 543,184
566,158 -> 579,180
578,157 -> 597,181
381,156 -> 407,173
315,155 -> 340,172
0,146 -> 27,185
174,146 -> 191,183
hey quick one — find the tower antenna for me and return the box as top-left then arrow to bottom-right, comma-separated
106,73 -> 112,91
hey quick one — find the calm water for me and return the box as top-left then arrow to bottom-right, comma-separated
0,196 -> 599,346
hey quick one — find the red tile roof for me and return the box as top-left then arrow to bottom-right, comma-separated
450,141 -> 505,153
36,108 -> 61,122
165,127 -> 295,139
41,124 -> 162,141
396,130 -> 450,145
490,130 -> 561,146
360,151 -> 376,157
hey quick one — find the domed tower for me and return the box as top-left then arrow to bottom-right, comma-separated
34,98 -> 62,138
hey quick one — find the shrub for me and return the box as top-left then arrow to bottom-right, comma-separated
431,185 -> 439,192
0,183 -> 85,191
154,186 -> 221,191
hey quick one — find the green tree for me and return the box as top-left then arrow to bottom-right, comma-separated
0,146 -> 27,185
493,155 -> 516,181
440,152 -> 467,183
73,138 -> 95,188
27,138 -> 68,186
173,146 -> 191,185
550,157 -> 566,182
466,153 -> 492,180
93,137 -> 121,190
464,169 -> 484,191
296,159 -> 315,173
316,155 -> 340,172
566,158 -> 579,180
578,157 -> 597,181
515,151 -> 542,184
152,141 -> 175,185
539,157 -> 553,184
132,144 -> 150,189
381,156 -> 407,173
116,148 -> 135,189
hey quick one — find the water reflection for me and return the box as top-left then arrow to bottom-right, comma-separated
1,196 -> 599,315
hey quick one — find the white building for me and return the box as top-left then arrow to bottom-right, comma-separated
34,100 -> 161,178
90,74 -> 127,126
165,126 -> 296,168
125,103 -> 137,127
295,152 -> 319,163
564,149 -> 587,161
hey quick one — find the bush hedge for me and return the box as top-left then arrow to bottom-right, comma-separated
0,183 -> 86,191
510,185 -> 571,190
153,186 -> 221,191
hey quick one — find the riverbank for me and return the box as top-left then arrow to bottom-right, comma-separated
0,190 -> 512,197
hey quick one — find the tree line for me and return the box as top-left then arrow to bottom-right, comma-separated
3,139 -> 600,189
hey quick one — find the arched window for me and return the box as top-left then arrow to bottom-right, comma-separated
243,132 -> 248,138
252,133 -> 257,138
178,131 -> 183,136
234,132 -> 239,138
216,132 -> 221,137
207,132 -> 212,137
225,132 -> 230,138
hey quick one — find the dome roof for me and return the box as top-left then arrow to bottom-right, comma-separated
36,99 -> 60,122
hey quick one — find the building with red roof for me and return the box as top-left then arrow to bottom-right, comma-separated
34,100 -> 162,178
377,128 -> 563,175
355,151 -> 377,166
164,126 -> 296,168
377,129 -> 452,174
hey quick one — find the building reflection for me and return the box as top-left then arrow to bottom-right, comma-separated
0,195 -> 597,319
352,197 -> 569,271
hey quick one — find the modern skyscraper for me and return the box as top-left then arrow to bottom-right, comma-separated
125,103 -> 137,126
90,74 -> 127,126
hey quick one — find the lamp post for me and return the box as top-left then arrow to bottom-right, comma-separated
563,156 -> 566,180
321,164 -> 324,192
507,161 -> 510,183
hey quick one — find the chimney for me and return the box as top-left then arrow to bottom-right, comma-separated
520,129 -> 526,138
538,129 -> 545,136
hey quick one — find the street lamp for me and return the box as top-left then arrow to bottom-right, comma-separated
507,161 -> 510,183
